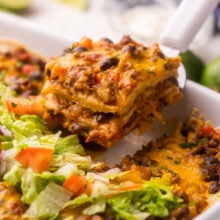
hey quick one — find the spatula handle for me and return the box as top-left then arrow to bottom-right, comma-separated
160,0 -> 219,52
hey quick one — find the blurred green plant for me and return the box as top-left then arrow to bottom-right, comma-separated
180,50 -> 205,82
201,56 -> 220,92
0,0 -> 31,11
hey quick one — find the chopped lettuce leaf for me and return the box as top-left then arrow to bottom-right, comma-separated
0,130 -> 13,150
54,134 -> 85,155
52,153 -> 92,170
108,192 -> 135,219
25,181 -> 72,219
1,114 -> 46,137
13,131 -> 61,151
39,131 -> 61,149
13,133 -> 40,150
0,112 -> 15,131
62,182 -> 110,212
39,171 -> 65,185
21,168 -> 47,204
63,177 -> 181,219
1,140 -> 13,150
19,114 -> 47,134
108,177 -> 182,219
3,164 -> 25,186
83,197 -> 106,215
0,112 -> 84,152
63,193 -> 93,209
0,82 -> 16,113
90,181 -> 110,198
55,163 -> 78,178
86,172 -> 109,184
20,168 -> 66,205
131,211 -> 150,220
63,194 -> 106,216
0,112 -> 64,153
0,113 -> 47,151
3,148 -> 17,172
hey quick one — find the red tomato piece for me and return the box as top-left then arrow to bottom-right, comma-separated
63,173 -> 87,196
15,147 -> 53,173
5,100 -> 44,116
21,64 -> 35,75
201,126 -> 220,140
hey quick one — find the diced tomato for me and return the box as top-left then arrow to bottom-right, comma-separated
52,66 -> 67,82
201,126 -> 220,140
5,100 -> 44,116
5,100 -> 15,113
21,64 -> 35,74
63,173 -> 88,196
54,66 -> 67,75
94,73 -> 102,84
15,147 -> 53,173
78,181 -> 92,196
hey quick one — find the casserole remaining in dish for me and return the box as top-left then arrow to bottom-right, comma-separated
0,40 -> 45,97
0,105 -> 219,219
0,37 -> 220,220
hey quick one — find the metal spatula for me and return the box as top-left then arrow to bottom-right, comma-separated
159,0 -> 219,90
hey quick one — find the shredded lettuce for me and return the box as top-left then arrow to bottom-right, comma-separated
0,114 -> 47,137
51,153 -> 92,170
0,113 -> 48,151
63,193 -> 93,209
39,131 -> 61,149
108,178 -> 182,219
39,171 -> 65,185
55,163 -> 78,178
25,181 -> 73,219
20,168 -> 65,205
90,181 -> 110,198
54,134 -> 85,155
83,197 -> 106,215
3,164 -> 25,186
0,109 -> 94,210
21,168 -> 47,204
63,194 -> 106,216
108,192 -> 135,219
0,133 -> 13,150
0,83 -> 16,113
3,148 -> 17,172
64,177 -> 182,219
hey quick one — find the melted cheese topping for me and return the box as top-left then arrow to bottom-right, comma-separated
43,36 -> 181,115
148,142 -> 209,199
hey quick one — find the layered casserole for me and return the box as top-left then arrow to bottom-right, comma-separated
41,36 -> 182,147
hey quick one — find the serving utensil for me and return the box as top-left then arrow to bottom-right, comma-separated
159,0 -> 219,89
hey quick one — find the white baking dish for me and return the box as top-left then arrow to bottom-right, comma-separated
0,11 -> 220,220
